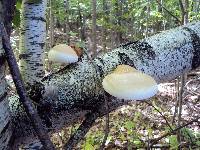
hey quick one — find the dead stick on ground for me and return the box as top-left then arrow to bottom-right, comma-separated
64,110 -> 99,150
0,22 -> 55,150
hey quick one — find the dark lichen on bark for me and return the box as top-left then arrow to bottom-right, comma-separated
182,27 -> 200,69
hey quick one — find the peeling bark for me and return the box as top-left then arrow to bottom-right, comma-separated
9,21 -> 200,148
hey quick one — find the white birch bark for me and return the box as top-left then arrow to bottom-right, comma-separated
19,0 -> 47,86
0,37 -> 13,150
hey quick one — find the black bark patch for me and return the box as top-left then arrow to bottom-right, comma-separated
94,58 -> 106,77
19,53 -> 31,59
118,41 -> 137,48
28,82 -> 44,103
97,58 -> 104,65
74,96 -> 104,111
37,105 -> 53,129
38,42 -> 45,49
118,52 -> 135,67
95,64 -> 104,78
183,27 -> 200,69
0,92 -> 7,102
132,41 -> 156,60
0,55 -> 6,67
29,16 -> 46,22
0,120 -> 10,135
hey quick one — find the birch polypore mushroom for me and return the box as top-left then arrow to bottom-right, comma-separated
102,65 -> 158,100
48,44 -> 78,64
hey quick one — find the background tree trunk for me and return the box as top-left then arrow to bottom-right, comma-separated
116,0 -> 123,44
64,0 -> 70,44
0,39 -> 13,150
156,0 -> 163,32
92,0 -> 97,57
145,0 -> 151,37
102,0 -> 108,52
77,1 -> 86,41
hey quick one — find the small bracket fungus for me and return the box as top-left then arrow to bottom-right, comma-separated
102,65 -> 158,100
48,44 -> 79,64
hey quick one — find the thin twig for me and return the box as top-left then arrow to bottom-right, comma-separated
145,101 -> 173,131
0,22 -> 55,150
155,0 -> 181,24
177,75 -> 185,149
149,116 -> 200,147
172,78 -> 180,124
99,94 -> 110,150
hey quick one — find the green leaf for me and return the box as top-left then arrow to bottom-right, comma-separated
196,141 -> 200,147
69,31 -> 78,36
125,121 -> 135,130
133,140 -> 142,147
84,141 -> 95,150
16,0 -> 22,10
168,135 -> 178,150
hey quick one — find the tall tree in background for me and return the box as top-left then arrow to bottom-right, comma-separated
64,0 -> 70,44
92,0 -> 97,57
19,0 -> 47,86
116,0 -> 123,44
49,0 -> 54,47
145,0 -> 151,37
156,0 -> 163,31
77,1 -> 86,41
102,0 -> 109,51
47,0 -> 54,71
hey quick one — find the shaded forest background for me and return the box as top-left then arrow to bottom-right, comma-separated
5,0 -> 200,149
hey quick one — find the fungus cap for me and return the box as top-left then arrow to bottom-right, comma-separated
48,44 -> 78,64
102,65 -> 158,100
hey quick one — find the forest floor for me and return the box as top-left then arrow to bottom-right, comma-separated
50,71 -> 200,149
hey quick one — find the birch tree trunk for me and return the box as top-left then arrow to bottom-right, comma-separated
0,1 -> 16,149
0,33 -> 13,150
19,0 -> 47,86
10,21 -> 200,148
